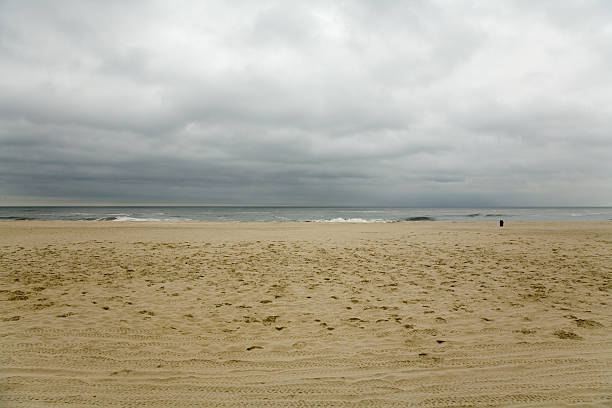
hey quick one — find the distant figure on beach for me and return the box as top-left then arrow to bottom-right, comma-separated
499,219 -> 504,227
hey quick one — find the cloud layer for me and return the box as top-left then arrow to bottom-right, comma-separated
1,0 -> 611,205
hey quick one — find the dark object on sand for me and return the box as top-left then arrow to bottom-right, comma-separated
499,220 -> 504,227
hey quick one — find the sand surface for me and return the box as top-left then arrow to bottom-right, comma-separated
1,221 -> 611,407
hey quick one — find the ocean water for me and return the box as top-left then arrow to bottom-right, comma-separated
0,206 -> 611,222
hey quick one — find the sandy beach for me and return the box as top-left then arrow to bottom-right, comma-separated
1,221 -> 610,407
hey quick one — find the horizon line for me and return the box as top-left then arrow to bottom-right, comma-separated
1,204 -> 611,208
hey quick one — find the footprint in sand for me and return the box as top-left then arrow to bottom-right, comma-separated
517,328 -> 537,334
110,369 -> 134,376
554,329 -> 582,340
7,290 -> 29,301
574,318 -> 603,328
139,310 -> 155,316
262,315 -> 278,325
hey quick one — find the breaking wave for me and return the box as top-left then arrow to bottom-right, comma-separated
404,216 -> 435,221
316,217 -> 386,223
96,216 -> 189,222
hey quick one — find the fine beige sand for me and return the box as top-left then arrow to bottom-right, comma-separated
1,221 -> 611,407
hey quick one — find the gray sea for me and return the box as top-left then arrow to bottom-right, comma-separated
0,206 -> 611,222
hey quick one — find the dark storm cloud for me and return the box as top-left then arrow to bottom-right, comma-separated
0,0 -> 610,205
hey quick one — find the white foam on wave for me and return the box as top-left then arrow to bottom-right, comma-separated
316,217 -> 387,223
111,216 -> 182,222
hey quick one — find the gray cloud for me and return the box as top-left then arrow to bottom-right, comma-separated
1,0 -> 611,205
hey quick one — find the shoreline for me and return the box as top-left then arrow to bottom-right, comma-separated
1,219 -> 610,224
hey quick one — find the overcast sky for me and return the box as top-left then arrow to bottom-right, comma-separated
1,1 -> 610,206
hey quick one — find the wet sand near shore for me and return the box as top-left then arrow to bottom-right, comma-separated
1,221 -> 611,407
